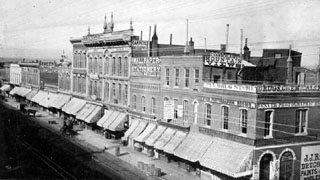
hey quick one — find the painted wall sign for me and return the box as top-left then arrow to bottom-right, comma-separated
258,102 -> 320,109
204,82 -> 257,92
301,145 -> 320,180
204,52 -> 241,68
132,40 -> 148,49
256,85 -> 320,93
163,100 -> 174,120
131,57 -> 161,77
200,96 -> 256,109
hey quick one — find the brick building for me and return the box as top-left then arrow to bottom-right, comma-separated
9,64 -> 21,86
19,62 -> 41,88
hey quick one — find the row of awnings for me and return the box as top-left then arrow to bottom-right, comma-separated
8,86 -> 127,132
126,119 -> 253,178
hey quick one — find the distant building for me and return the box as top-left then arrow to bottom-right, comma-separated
19,62 -> 41,88
9,64 -> 21,85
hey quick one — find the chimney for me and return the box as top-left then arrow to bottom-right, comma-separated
170,34 -> 172,45
226,24 -> 229,52
240,29 -> 243,58
184,19 -> 190,55
243,38 -> 251,61
286,44 -> 293,85
220,44 -> 226,52
189,37 -> 194,54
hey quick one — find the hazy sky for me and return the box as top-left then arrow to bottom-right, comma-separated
1,0 -> 320,67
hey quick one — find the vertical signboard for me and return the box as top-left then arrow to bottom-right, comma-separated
301,145 -> 320,180
177,105 -> 183,117
163,100 -> 174,120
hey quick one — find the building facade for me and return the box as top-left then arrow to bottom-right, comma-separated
9,64 -> 21,85
58,66 -> 72,93
19,62 -> 40,88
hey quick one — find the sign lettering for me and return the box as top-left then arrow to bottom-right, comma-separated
131,57 -> 161,77
301,145 -> 320,180
204,52 -> 241,68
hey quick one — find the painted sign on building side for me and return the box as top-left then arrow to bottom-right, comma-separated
300,145 -> 320,180
163,100 -> 174,120
258,102 -> 320,109
204,52 -> 241,68
131,57 -> 161,77
132,40 -> 148,49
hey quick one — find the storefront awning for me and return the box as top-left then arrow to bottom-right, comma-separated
16,87 -> 32,97
39,92 -> 59,108
25,89 -> 39,101
102,111 -> 120,129
199,138 -> 253,178
163,131 -> 187,154
129,120 -> 148,140
108,112 -> 127,131
84,105 -> 102,123
0,84 -> 11,92
97,110 -> 114,127
123,119 -> 140,139
145,125 -> 167,147
9,87 -> 21,95
174,132 -> 213,163
76,103 -> 96,121
61,98 -> 86,115
31,90 -> 48,104
134,123 -> 157,143
154,128 -> 176,150
50,94 -> 71,109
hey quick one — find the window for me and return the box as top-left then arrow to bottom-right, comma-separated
112,83 -> 117,104
118,84 -> 122,104
112,57 -> 116,75
265,111 -> 274,137
94,57 -> 97,73
279,151 -> 294,180
195,68 -> 199,84
185,68 -> 190,87
174,99 -> 178,119
132,95 -> 137,110
124,84 -> 128,105
240,109 -> 248,134
295,109 -> 308,134
142,96 -> 146,112
124,57 -> 128,77
213,75 -> 220,82
99,57 -> 103,74
118,57 -> 122,76
275,54 -> 281,59
183,100 -> 188,121
175,68 -> 179,87
222,106 -> 229,130
89,57 -> 93,73
151,97 -> 156,114
104,57 -> 109,74
165,68 -> 170,86
205,104 -> 211,126
104,82 -> 109,102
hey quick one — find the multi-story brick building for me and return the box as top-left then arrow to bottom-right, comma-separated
19,62 -> 40,88
9,64 -> 21,86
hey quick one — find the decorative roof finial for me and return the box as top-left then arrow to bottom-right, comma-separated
103,13 -> 107,33
110,12 -> 114,32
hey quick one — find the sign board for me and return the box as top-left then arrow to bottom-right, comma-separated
177,105 -> 183,117
163,100 -> 174,120
131,57 -> 161,77
258,102 -> 320,109
132,40 -> 148,49
204,52 -> 241,68
300,145 -> 320,180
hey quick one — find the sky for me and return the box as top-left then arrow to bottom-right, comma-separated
1,0 -> 320,67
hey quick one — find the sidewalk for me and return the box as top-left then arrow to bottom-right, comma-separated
4,98 -> 202,180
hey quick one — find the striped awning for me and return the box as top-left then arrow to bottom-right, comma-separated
162,130 -> 187,154
154,128 -> 176,150
145,125 -> 167,147
134,123 -> 157,143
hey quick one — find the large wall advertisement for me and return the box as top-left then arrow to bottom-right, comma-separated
301,145 -> 320,180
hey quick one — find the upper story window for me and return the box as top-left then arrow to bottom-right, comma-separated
118,83 -> 122,104
99,57 -> 103,74
175,68 -> 179,87
124,57 -> 128,77
205,104 -> 212,126
104,57 -> 109,75
94,57 -> 98,74
112,57 -> 116,75
174,99 -> 178,119
222,106 -> 229,130
142,96 -> 146,112
151,97 -> 156,115
132,95 -> 137,110
118,57 -> 122,76
165,68 -> 170,86
185,68 -> 190,87
194,68 -> 199,84
295,109 -> 308,134
89,57 -> 93,73
240,109 -> 248,134
265,110 -> 274,137
183,100 -> 188,121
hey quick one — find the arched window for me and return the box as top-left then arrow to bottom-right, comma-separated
118,57 -> 122,76
118,83 -> 122,104
104,82 -> 109,102
259,154 -> 273,180
99,57 -> 103,74
89,57 -> 93,73
279,152 -> 294,180
104,57 -> 109,74
94,57 -> 98,74
193,101 -> 199,124
124,84 -> 128,105
124,57 -> 128,77
112,57 -> 116,75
